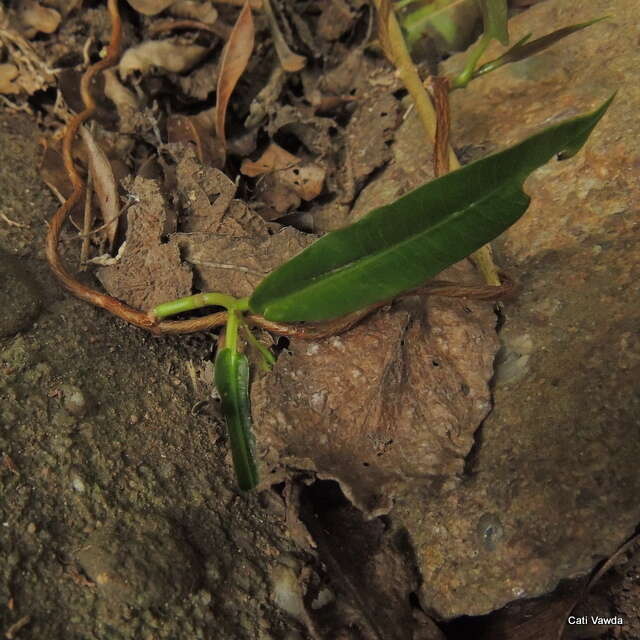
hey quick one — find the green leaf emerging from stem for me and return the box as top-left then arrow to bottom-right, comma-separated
249,97 -> 614,323
479,0 -> 509,46
215,348 -> 258,491
471,16 -> 608,81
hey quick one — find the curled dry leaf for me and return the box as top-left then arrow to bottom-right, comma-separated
124,0 -> 175,16
169,0 -> 219,24
79,126 -> 121,249
215,1 -> 255,147
119,40 -> 209,79
103,69 -> 139,132
242,143 -> 326,218
16,0 -> 61,37
261,0 -> 306,72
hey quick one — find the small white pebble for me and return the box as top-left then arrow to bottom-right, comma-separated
71,476 -> 86,493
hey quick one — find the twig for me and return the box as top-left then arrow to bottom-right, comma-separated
372,0 -> 501,286
4,615 -> 30,640
80,122 -> 95,268
1,213 -> 29,229
429,76 -> 451,176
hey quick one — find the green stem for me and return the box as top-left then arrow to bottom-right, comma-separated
152,293 -> 248,319
242,324 -> 276,371
452,32 -> 491,89
226,308 -> 240,353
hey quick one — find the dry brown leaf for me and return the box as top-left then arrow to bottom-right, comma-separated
96,177 -> 192,310
252,262 -> 499,515
102,69 -> 140,133
125,0 -> 175,15
172,227 -> 315,298
167,114 -> 225,168
262,0 -> 306,72
79,126 -> 121,249
240,142 -> 298,177
119,40 -> 208,79
16,0 -> 61,37
169,0 -> 218,24
175,153 -> 268,236
215,1 -> 254,147
0,63 -> 19,94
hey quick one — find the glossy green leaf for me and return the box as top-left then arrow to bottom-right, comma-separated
215,348 -> 259,491
249,97 -> 613,323
472,16 -> 607,80
479,0 -> 509,45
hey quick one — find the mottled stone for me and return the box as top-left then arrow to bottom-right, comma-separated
394,0 -> 640,618
0,248 -> 41,337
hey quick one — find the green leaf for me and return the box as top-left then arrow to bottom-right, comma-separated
401,0 -> 480,50
473,17 -> 608,80
479,0 -> 509,45
249,97 -> 613,323
215,348 -> 259,491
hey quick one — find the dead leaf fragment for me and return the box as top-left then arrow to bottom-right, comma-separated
103,69 -> 139,132
16,0 -> 61,37
125,0 -> 176,15
0,63 -> 19,94
252,263 -> 499,515
240,142 -> 298,177
169,0 -> 219,24
172,226 -> 315,298
262,0 -> 306,72
119,40 -> 209,79
97,177 -> 192,310
215,1 -> 255,147
80,126 -> 120,248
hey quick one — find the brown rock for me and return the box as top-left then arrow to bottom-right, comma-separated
395,0 -> 640,618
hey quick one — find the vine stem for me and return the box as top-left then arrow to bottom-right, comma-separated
373,0 -> 501,286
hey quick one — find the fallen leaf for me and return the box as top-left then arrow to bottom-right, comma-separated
215,1 -> 255,147
97,177 -> 192,310
16,0 -> 61,37
251,262 -> 499,515
168,0 -> 219,24
262,0 -> 306,72
119,40 -> 209,79
0,63 -> 19,94
125,0 -> 175,15
175,154 -> 269,235
80,126 -> 120,248
167,114 -> 225,168
240,142 -> 299,177
172,227 -> 316,298
103,69 -> 140,133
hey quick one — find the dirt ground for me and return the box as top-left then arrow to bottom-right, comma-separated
1,1 -> 639,639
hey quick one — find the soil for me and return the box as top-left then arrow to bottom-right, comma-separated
1,1 -> 639,639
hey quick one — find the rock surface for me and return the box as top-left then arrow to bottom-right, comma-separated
394,0 -> 640,618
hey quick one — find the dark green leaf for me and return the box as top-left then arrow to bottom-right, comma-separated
215,348 -> 259,491
473,16 -> 607,79
479,0 -> 508,45
249,97 -> 613,323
